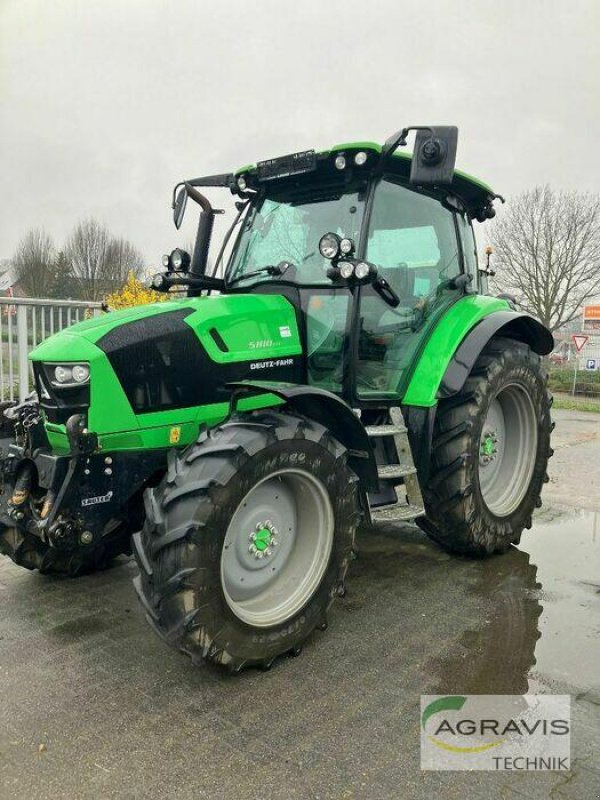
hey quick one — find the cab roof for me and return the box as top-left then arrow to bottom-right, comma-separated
235,140 -> 496,218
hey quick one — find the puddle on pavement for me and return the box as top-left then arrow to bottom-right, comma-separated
519,508 -> 600,692
430,507 -> 600,695
48,612 -> 113,639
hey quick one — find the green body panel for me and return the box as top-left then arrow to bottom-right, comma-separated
29,295 -> 297,453
183,295 -> 302,364
44,393 -> 284,454
401,295 -> 510,407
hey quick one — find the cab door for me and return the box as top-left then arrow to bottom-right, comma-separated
354,178 -> 464,403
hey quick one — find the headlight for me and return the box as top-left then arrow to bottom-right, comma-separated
54,365 -> 72,384
339,261 -> 355,280
339,237 -> 354,255
355,262 -> 372,280
162,254 -> 170,268
334,155 -> 346,170
47,363 -> 91,388
237,175 -> 247,191
354,151 -> 368,166
319,232 -> 341,260
72,364 -> 90,383
170,248 -> 190,272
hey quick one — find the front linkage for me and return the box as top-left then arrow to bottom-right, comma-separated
0,396 -> 161,575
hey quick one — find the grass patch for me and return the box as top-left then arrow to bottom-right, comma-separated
552,394 -> 600,414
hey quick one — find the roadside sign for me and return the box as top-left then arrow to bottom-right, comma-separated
583,305 -> 600,333
586,359 -> 597,370
571,334 -> 589,353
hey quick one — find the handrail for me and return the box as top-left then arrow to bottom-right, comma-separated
0,297 -> 103,308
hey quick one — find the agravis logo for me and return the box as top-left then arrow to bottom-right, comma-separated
420,695 -> 570,771
422,696 -> 506,753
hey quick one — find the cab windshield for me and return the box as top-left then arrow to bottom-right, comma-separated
226,183 -> 367,286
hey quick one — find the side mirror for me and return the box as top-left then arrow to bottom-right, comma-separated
173,186 -> 188,230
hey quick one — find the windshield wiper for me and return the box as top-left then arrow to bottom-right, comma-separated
228,261 -> 294,287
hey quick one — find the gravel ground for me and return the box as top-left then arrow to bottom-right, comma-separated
0,408 -> 599,800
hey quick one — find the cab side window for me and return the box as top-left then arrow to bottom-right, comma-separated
366,179 -> 460,304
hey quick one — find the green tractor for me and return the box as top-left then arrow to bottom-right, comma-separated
0,126 -> 553,671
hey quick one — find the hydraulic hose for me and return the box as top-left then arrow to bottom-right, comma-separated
11,462 -> 35,508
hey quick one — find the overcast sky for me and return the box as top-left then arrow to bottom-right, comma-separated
1,0 -> 599,268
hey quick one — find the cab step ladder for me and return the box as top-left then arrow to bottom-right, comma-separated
366,407 -> 425,523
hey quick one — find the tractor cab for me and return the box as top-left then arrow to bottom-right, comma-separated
159,126 -> 502,409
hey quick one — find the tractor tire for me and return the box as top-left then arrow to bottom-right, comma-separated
0,523 -> 131,577
133,410 -> 359,672
418,337 -> 553,556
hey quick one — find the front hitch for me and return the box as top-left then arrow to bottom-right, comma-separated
40,413 -> 99,536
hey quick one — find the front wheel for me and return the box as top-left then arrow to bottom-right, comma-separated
133,411 -> 358,672
418,337 -> 553,556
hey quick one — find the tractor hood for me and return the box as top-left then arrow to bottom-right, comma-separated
30,294 -> 301,363
30,294 -> 302,446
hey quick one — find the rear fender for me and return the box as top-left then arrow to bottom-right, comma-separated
401,309 -> 553,483
438,311 -> 554,398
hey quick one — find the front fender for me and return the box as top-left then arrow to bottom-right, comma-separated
229,381 -> 378,491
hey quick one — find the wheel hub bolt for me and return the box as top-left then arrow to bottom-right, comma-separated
480,430 -> 499,464
248,520 -> 279,559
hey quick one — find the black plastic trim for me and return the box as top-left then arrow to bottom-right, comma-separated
209,327 -> 229,353
401,404 -> 437,484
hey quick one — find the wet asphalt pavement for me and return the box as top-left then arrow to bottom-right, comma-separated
1,408 -> 599,799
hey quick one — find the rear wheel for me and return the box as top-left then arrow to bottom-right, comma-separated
133,411 -> 358,672
418,337 -> 553,556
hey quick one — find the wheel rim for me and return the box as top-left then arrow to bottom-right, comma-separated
478,382 -> 538,517
220,468 -> 334,628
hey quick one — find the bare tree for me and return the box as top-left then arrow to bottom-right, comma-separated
490,186 -> 600,332
66,219 -> 111,301
11,229 -> 56,297
66,219 -> 144,301
105,237 -> 144,283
